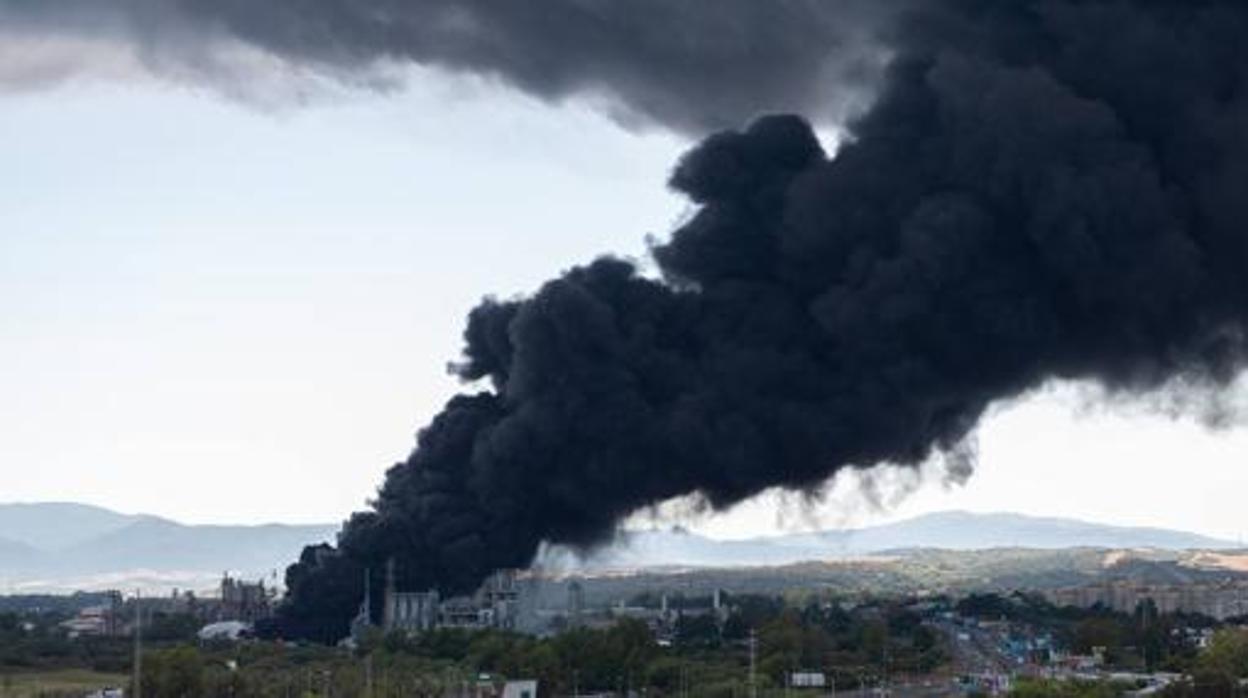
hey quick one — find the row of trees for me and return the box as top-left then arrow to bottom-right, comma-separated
131,593 -> 949,698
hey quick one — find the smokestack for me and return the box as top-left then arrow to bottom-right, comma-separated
568,579 -> 584,628
272,0 -> 1248,639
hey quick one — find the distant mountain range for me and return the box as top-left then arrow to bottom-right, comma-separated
0,503 -> 337,594
567,511 -> 1239,570
0,503 -> 1236,594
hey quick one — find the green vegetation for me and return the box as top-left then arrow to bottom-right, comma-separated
0,613 -> 130,675
957,593 -> 1211,672
1007,678 -> 1137,697
135,604 -> 943,698
14,585 -> 1248,698
0,594 -> 951,698
1158,627 -> 1248,697
0,669 -> 128,698
349,595 -> 947,698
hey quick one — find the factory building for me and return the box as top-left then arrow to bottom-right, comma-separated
381,561 -> 524,633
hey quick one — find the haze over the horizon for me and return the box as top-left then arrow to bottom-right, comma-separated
6,13 -> 1248,544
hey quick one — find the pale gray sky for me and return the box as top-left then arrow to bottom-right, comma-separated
4,70 -> 1248,541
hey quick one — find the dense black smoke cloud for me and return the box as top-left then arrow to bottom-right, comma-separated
0,0 -> 897,132
272,0 -> 1248,641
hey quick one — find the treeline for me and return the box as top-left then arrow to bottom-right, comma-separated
0,608 -> 205,676
0,613 -> 130,674
128,593 -> 948,698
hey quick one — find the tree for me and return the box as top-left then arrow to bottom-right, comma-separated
143,646 -> 204,698
675,614 -> 720,648
146,614 -> 201,643
1072,617 -> 1123,657
1198,628 -> 1248,678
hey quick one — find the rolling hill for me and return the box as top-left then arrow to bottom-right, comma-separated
559,510 -> 1238,570
0,502 -> 142,551
769,511 -> 1237,554
0,503 -> 337,593
0,503 -> 1236,593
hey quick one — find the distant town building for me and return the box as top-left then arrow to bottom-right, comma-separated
59,591 -> 124,638
502,680 -> 539,698
59,605 -> 115,638
789,672 -> 827,689
58,575 -> 273,639
1044,580 -> 1248,620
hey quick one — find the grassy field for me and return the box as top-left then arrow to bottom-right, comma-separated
0,669 -> 127,698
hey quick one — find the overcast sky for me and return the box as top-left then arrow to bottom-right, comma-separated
5,68 -> 1248,542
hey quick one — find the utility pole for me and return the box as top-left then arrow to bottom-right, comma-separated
133,589 -> 142,698
884,648 -> 890,696
748,629 -> 758,698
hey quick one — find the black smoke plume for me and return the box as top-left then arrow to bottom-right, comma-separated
275,0 -> 1248,642
0,0 -> 896,132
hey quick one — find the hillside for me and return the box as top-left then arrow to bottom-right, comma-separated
0,503 -> 1237,594
559,547 -> 1248,608
771,511 -> 1236,553
0,537 -> 40,572
572,511 -> 1237,570
0,503 -> 336,593
0,502 -> 142,551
